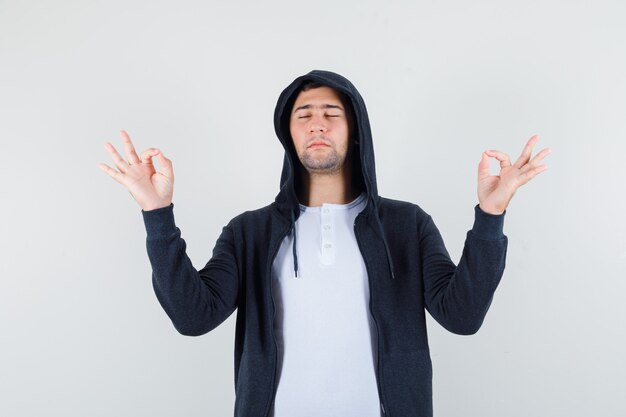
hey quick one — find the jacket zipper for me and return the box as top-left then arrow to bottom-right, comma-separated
354,212 -> 388,416
264,224 -> 292,417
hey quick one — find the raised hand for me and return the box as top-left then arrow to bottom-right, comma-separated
477,135 -> 551,215
98,130 -> 174,211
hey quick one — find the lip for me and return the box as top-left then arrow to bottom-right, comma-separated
308,142 -> 330,149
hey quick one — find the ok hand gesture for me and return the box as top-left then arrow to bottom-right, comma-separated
98,130 -> 174,211
477,135 -> 551,215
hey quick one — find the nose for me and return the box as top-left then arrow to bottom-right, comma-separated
309,115 -> 327,133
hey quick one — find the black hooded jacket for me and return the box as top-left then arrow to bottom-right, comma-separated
141,70 -> 508,417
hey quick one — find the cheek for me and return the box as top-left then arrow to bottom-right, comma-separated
337,124 -> 350,149
289,127 -> 305,153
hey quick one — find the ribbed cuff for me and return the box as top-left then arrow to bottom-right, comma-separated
471,204 -> 505,240
141,203 -> 177,239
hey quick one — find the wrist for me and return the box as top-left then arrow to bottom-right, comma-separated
472,204 -> 506,239
140,198 -> 172,211
478,203 -> 505,215
142,203 -> 176,238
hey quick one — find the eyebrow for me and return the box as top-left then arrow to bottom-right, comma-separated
292,104 -> 344,113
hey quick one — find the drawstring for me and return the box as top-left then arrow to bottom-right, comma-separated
291,210 -> 299,278
289,196 -> 394,281
371,197 -> 396,280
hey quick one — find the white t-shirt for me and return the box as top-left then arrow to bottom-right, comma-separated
270,191 -> 382,417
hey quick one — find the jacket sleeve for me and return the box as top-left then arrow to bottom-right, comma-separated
420,204 -> 508,335
141,203 -> 239,336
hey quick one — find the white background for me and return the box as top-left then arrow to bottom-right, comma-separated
1,0 -> 625,416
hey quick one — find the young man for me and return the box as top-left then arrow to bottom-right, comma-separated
99,70 -> 550,417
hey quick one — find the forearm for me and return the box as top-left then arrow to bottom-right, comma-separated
422,205 -> 508,335
142,204 -> 238,336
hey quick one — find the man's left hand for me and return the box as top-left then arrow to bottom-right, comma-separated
477,135 -> 552,215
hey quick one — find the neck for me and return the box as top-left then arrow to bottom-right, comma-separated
297,163 -> 361,207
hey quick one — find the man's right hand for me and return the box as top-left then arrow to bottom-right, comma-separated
98,130 -> 174,211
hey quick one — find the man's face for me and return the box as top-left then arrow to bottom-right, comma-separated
289,86 -> 352,175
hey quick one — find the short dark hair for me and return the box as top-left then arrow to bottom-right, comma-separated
299,80 -> 325,91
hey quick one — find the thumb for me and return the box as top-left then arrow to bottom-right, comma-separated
156,151 -> 174,180
477,152 -> 491,180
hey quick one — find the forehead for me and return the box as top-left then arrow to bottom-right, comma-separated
292,86 -> 343,110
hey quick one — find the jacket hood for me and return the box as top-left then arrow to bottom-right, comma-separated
272,69 -> 395,279
273,70 -> 378,216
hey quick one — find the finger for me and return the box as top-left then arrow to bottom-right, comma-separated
98,162 -> 126,185
155,151 -> 174,180
520,147 -> 552,173
529,146 -> 552,164
120,130 -> 141,165
518,164 -> 549,186
140,148 -> 161,164
513,134 -> 540,169
104,142 -> 130,173
477,152 -> 492,180
484,150 -> 512,169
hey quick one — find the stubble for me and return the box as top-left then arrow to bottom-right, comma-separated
300,144 -> 345,175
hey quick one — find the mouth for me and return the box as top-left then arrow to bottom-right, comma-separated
307,141 -> 330,149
